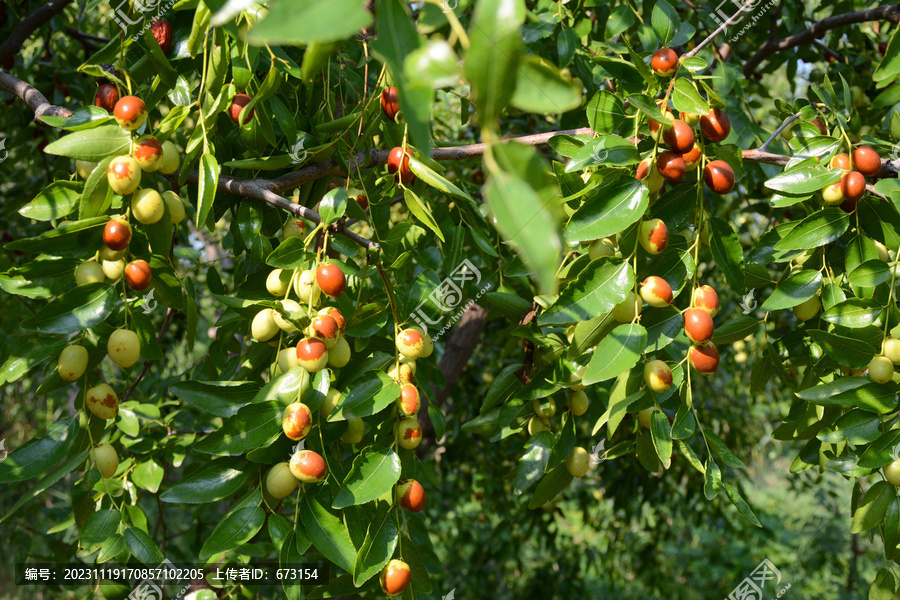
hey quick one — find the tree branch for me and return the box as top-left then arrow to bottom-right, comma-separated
683,0 -> 757,59
0,71 -> 72,121
0,0 -> 75,65
744,4 -> 900,77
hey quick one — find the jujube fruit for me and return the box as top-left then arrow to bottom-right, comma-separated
158,140 -> 181,175
294,269 -> 321,304
107,155 -> 141,195
75,261 -> 104,285
700,108 -> 730,142
644,360 -> 673,393
830,153 -> 851,170
289,449 -> 327,483
315,263 -> 346,297
162,190 -> 185,223
103,218 -> 132,251
566,447 -> 590,477
125,260 -> 152,291
91,444 -> 119,478
651,48 -> 678,76
639,218 -> 668,254
273,299 -> 302,332
150,19 -> 172,54
307,314 -> 339,348
265,462 -> 299,499
692,285 -> 719,316
612,291 -> 641,323
688,343 -> 719,374
703,160 -> 735,194
681,142 -> 701,170
656,151 -> 686,182
108,328 -> 140,368
884,459 -> 900,486
684,308 -> 714,344
266,269 -> 292,296
113,95 -> 147,131
342,417 -> 365,444
282,402 -> 313,441
396,417 -> 422,449
381,87 -> 400,121
328,336 -> 351,368
86,383 -> 119,419
132,135 -> 163,172
852,145 -> 882,177
296,338 -> 329,372
94,83 -> 119,112
380,560 -> 411,596
840,171 -> 866,203
793,295 -> 821,321
662,119 -> 695,154
251,308 -> 279,342
397,479 -> 425,512
230,93 -> 254,125
567,390 -> 589,416
398,383 -> 420,416
387,147 -> 414,184
869,355 -> 894,384
640,276 -> 673,307
58,345 -> 89,382
131,188 -> 164,224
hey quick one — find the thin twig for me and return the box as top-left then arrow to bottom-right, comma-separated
122,307 -> 175,403
759,111 -> 802,151
683,0 -> 756,59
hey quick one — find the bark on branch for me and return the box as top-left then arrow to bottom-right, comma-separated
0,71 -> 72,121
0,0 -> 75,65
743,4 -> 900,77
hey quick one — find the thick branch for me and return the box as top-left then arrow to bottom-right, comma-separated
0,71 -> 72,120
744,4 -> 900,77
0,0 -> 75,65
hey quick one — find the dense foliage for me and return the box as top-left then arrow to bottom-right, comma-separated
4,0 -> 900,598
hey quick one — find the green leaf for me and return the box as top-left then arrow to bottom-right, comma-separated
124,527 -> 165,565
539,259 -> 632,325
197,153 -> 219,228
39,106 -> 112,131
0,417 -> 76,483
527,463 -> 573,509
765,166 -> 843,194
42,125 -> 131,161
5,216 -> 107,257
331,373 -> 400,421
319,188 -> 347,226
169,380 -> 260,418
21,282 -> 116,335
586,92 -> 626,133
160,457 -> 253,504
515,431 -> 555,494
81,156 -> 114,219
481,365 -> 524,413
353,512 -> 398,586
707,217 -> 745,295
724,483 -> 762,527
851,481 -> 896,533
774,208 -> 849,251
247,0 -> 372,44
671,78 -> 709,115
584,323 -> 646,384
194,401 -> 283,456
565,178 -> 647,243
485,170 -> 561,295
849,259 -> 892,288
333,446 -> 401,509
797,377 -> 869,401
510,55 -> 582,114
807,330 -> 877,369
703,459 -> 722,499
0,449 -> 88,523
81,509 -> 121,551
370,0 -> 430,150
760,269 -> 822,311
464,0 -> 525,125
301,494 -> 357,572
859,430 -> 900,468
711,316 -> 758,345
408,156 -> 474,203
650,410 -> 673,468
199,505 -> 266,560
870,568 -> 897,600
651,0 -> 679,45
565,137 -> 640,172
403,188 -> 445,242
818,410 -> 883,445
0,336 -> 68,384
822,298 -> 883,328
19,182 -> 81,221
